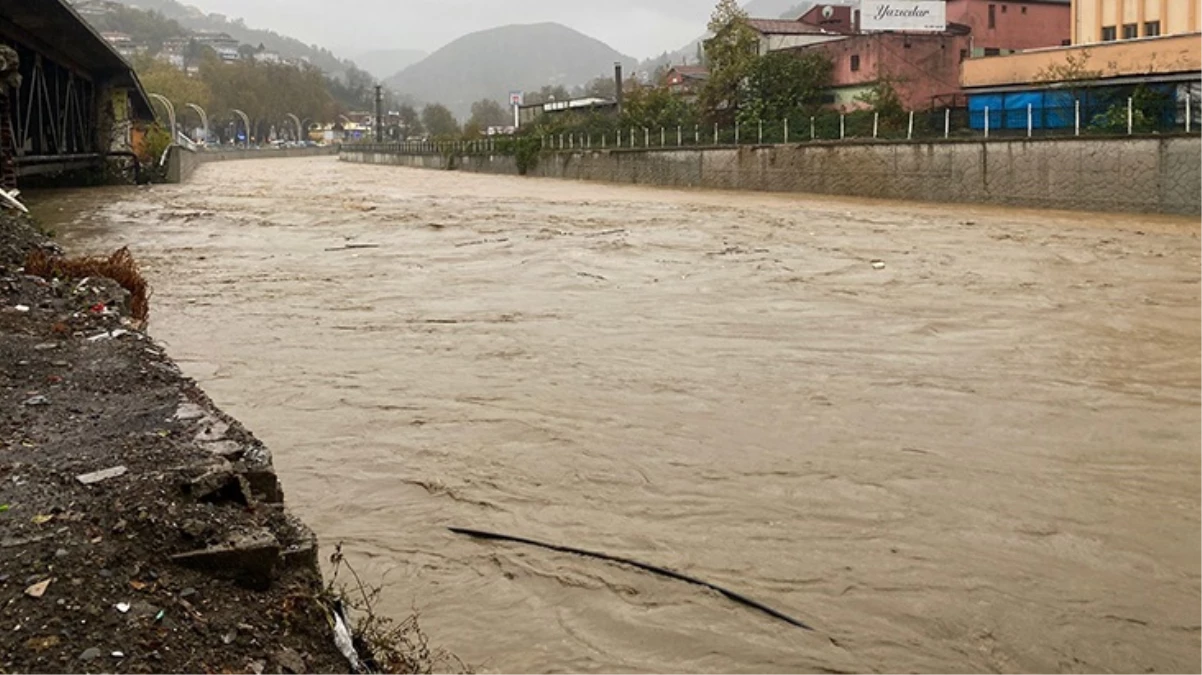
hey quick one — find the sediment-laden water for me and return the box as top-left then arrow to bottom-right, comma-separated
33,157 -> 1201,673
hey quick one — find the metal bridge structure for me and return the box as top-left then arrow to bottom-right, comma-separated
0,0 -> 152,190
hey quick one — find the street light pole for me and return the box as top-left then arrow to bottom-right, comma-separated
185,103 -> 208,144
148,93 -> 177,143
231,109 -> 251,148
285,113 -> 302,143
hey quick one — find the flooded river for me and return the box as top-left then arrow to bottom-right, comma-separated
32,157 -> 1201,673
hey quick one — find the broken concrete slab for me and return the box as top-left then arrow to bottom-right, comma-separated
188,467 -> 250,506
169,530 -> 281,590
173,402 -> 206,422
195,419 -> 230,443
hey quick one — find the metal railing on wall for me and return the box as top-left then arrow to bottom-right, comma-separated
349,97 -> 1198,156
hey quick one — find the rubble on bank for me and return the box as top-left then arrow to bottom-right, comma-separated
0,213 -> 357,673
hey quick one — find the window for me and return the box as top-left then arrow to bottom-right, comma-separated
1061,38 -> 1071,45
988,4 -> 997,28
1021,6 -> 1027,13
1144,20 -> 1160,36
1001,4 -> 1007,12
1122,23 -> 1138,38
984,47 -> 1001,56
959,48 -> 969,61
850,54 -> 861,71
1101,25 -> 1117,41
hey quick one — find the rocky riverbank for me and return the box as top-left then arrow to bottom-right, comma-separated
0,212 -> 356,673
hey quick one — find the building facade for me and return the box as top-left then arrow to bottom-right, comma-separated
1072,0 -> 1199,44
946,0 -> 1073,52
786,0 -> 1072,110
664,65 -> 709,96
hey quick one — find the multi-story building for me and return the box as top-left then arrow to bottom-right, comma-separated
1072,0 -> 1199,43
782,0 -> 1072,110
664,65 -> 709,97
960,0 -> 1201,129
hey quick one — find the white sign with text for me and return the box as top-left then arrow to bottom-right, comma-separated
860,0 -> 947,32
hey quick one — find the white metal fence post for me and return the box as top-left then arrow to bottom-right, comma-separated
735,121 -> 740,144
810,116 -> 815,140
695,124 -> 700,144
661,127 -> 666,146
784,118 -> 789,143
1027,103 -> 1033,137
872,112 -> 879,139
1127,96 -> 1134,135
1074,99 -> 1081,136
713,123 -> 718,145
984,106 -> 990,138
944,108 -> 950,138
645,127 -> 650,147
758,119 -> 763,144
907,110 -> 914,140
839,114 -> 845,139
677,125 -> 682,146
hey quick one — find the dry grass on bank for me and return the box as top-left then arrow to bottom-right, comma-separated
327,544 -> 470,674
25,246 -> 150,322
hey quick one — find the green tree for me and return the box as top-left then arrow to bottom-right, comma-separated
525,85 -> 571,105
738,51 -> 832,124
134,55 -> 213,113
467,98 -> 510,130
397,104 -> 423,137
421,103 -> 460,137
584,76 -> 617,99
700,0 -> 760,123
855,75 -> 906,124
622,85 -> 699,129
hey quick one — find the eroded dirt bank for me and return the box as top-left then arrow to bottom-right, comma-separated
34,157 -> 1202,673
0,212 -> 351,674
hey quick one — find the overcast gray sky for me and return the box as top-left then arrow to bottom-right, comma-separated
179,0 -> 721,60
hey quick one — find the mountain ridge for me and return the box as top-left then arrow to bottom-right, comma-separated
384,22 -> 637,119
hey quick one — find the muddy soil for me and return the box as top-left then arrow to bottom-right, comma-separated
33,157 -> 1202,673
0,217 -> 352,674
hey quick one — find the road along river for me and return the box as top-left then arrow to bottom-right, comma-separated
34,157 -> 1201,673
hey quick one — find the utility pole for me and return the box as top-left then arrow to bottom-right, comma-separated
374,85 -> 384,143
614,62 -> 624,116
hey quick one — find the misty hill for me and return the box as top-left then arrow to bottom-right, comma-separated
110,0 -> 352,74
351,48 -> 428,81
385,23 -> 637,119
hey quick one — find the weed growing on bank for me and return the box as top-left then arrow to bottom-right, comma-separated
327,543 -> 470,674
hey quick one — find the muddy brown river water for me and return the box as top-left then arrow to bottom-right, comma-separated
31,156 -> 1201,673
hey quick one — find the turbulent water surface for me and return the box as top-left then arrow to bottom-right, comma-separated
34,157 -> 1201,673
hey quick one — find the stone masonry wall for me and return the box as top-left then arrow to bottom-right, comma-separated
341,136 -> 1201,216
168,145 -> 340,183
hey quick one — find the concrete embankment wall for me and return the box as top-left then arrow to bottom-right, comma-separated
167,145 -> 339,183
341,136 -> 1201,216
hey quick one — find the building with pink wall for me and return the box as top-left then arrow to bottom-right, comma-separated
945,0 -> 1072,52
786,0 -> 1072,110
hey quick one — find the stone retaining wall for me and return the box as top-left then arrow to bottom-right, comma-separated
167,145 -> 340,183
341,136 -> 1201,216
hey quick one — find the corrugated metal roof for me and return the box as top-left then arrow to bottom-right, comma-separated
0,0 -> 152,118
746,19 -> 828,35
